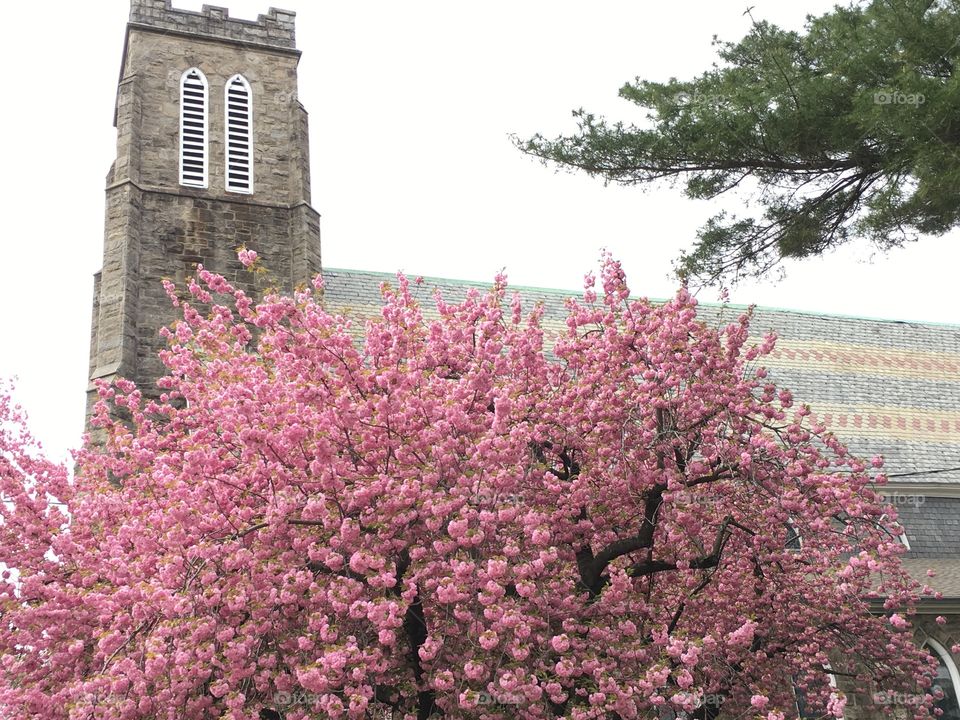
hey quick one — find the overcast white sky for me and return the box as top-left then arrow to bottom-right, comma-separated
1,0 -> 958,461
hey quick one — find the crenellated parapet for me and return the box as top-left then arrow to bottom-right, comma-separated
128,0 -> 296,50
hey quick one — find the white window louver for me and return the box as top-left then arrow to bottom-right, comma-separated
179,68 -> 208,188
225,75 -> 253,194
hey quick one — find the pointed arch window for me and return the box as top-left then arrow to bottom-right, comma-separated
795,667 -> 840,719
925,639 -> 960,720
225,74 -> 253,194
785,521 -> 802,551
179,68 -> 209,188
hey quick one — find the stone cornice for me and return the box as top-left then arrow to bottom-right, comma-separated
104,178 -> 320,217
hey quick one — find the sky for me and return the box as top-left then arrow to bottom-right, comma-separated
1,0 -> 958,461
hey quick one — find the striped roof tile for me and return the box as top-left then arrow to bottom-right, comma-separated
321,268 -> 960,486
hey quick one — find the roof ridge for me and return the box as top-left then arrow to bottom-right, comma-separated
321,268 -> 960,331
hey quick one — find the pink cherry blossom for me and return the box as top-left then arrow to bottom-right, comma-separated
0,257 -> 939,719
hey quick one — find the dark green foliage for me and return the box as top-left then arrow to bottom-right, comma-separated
519,0 -> 960,284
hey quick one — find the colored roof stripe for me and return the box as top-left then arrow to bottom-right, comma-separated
805,404 -> 960,443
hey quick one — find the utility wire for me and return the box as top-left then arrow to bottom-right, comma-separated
886,465 -> 960,479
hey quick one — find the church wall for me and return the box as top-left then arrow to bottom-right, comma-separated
122,27 -> 306,206
88,3 -> 320,412
130,192 -> 312,391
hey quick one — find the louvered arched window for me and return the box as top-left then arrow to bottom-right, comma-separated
225,75 -> 253,194
179,68 -> 209,188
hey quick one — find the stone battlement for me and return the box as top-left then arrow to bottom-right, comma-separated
129,1 -> 296,50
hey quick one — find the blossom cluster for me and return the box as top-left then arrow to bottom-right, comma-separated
0,257 -> 937,719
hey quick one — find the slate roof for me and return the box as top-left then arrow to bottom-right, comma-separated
894,497 -> 960,557
322,268 -> 960,485
901,558 -> 960,600
321,268 -> 960,593
729,308 -> 960,489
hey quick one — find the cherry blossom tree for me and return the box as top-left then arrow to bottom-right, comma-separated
0,256 -> 940,719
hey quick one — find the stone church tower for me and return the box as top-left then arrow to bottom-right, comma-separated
88,0 -> 320,416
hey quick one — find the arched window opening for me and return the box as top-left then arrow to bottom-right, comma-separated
794,667 -> 840,719
785,521 -> 802,551
925,639 -> 960,720
225,74 -> 253,194
179,68 -> 208,187
879,513 -> 911,550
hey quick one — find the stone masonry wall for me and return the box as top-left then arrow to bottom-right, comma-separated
129,0 -> 296,49
88,2 -> 320,418
123,28 -> 306,204
837,614 -> 960,719
132,191 -> 320,391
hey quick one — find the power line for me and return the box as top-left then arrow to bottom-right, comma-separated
886,465 -> 960,479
